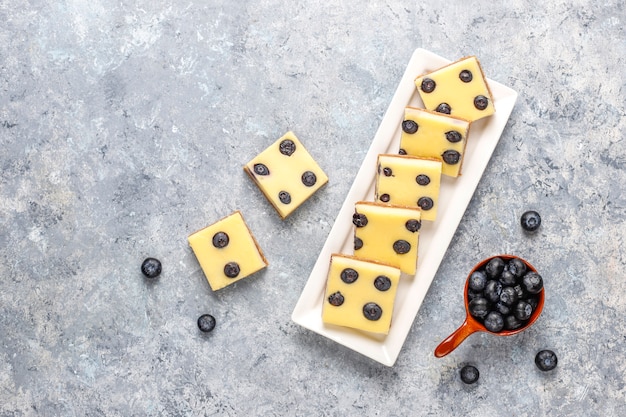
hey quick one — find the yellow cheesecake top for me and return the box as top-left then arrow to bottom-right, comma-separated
414,56 -> 495,122
375,154 -> 442,222
353,201 -> 421,275
188,211 -> 267,291
244,131 -> 329,219
322,254 -> 401,335
399,107 -> 470,178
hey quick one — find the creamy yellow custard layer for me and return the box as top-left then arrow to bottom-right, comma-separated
188,211 -> 267,291
244,131 -> 329,219
414,56 -> 495,122
322,254 -> 401,335
375,154 -> 442,221
400,107 -> 469,178
353,201 -> 421,275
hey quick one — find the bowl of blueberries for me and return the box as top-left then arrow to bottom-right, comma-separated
435,254 -> 545,358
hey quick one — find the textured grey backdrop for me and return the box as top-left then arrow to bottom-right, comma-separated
1,0 -> 625,416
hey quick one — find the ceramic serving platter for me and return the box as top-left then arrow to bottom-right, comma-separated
291,48 -> 518,366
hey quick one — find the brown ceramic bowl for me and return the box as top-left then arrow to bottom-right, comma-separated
434,255 -> 545,358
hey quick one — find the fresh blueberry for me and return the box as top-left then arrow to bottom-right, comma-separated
504,314 -> 523,330
362,302 -> 383,321
379,194 -> 390,203
223,262 -> 240,278
468,297 -> 490,319
212,232 -> 229,248
442,150 -> 461,164
340,268 -> 359,284
393,239 -> 411,254
328,292 -> 345,306
402,120 -> 418,134
484,311 -> 504,332
522,271 -> 544,294
514,300 -> 533,321
468,270 -> 488,292
467,288 -> 482,301
499,270 -> 517,286
485,257 -> 505,279
460,365 -> 479,384
141,257 -> 162,278
506,258 -> 527,279
484,280 -> 503,303
374,276 -> 392,291
399,149 -> 407,155
279,139 -> 296,156
513,284 -> 527,300
383,167 -> 393,176
500,286 -> 519,306
521,210 -> 541,232
197,314 -> 216,332
494,301 -> 512,316
354,237 -> 363,250
535,349 -> 558,371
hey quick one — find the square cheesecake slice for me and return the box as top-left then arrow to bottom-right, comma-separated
352,201 -> 421,276
375,154 -> 442,222
188,211 -> 267,291
244,131 -> 329,219
322,254 -> 401,335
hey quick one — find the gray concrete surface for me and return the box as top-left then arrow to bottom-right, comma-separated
1,0 -> 625,416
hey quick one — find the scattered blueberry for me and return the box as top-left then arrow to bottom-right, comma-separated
399,149 -> 407,155
354,237 -> 363,250
328,292 -> 345,306
420,78 -> 436,93
402,120 -> 418,134
279,139 -> 296,156
141,257 -> 162,278
535,350 -> 558,371
460,365 -> 479,384
459,70 -> 473,83
301,171 -> 317,187
212,232 -> 229,248
521,210 -> 542,232
379,193 -> 390,203
197,314 -> 216,332
362,302 -> 383,321
383,167 -> 393,176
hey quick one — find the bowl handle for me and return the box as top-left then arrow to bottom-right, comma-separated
434,319 -> 481,358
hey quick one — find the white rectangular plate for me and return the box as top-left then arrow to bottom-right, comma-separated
291,48 -> 518,366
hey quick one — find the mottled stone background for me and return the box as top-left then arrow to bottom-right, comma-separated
1,0 -> 625,416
